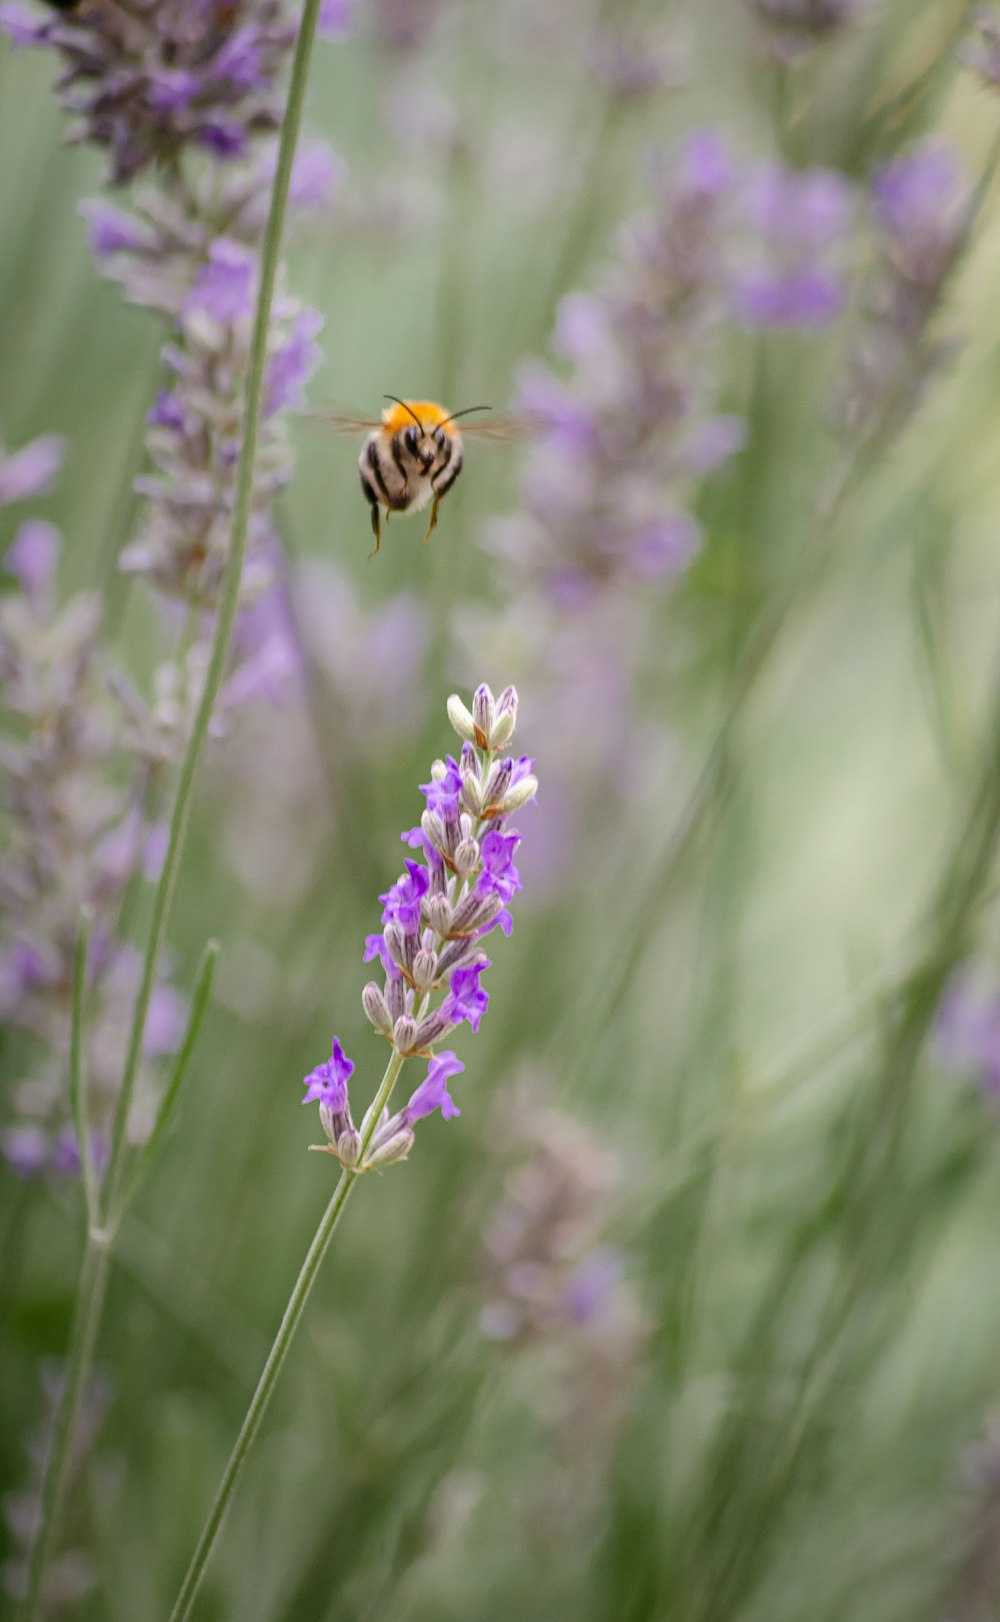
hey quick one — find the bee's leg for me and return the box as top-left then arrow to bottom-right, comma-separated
423,494 -> 441,544
367,503 -> 382,559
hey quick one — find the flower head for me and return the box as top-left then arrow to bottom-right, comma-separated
302,686 -> 535,1169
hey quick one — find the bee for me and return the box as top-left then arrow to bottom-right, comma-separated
320,396 -> 511,557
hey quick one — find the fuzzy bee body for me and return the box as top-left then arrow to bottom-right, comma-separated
357,399 -> 466,556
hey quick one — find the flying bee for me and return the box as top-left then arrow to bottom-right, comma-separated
318,396 -> 515,556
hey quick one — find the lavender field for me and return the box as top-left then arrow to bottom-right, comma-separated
4,2 -> 1000,1619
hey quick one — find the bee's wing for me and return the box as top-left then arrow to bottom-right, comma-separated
309,409 -> 384,434
458,412 -> 530,444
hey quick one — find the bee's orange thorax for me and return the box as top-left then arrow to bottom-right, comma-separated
381,399 -> 457,436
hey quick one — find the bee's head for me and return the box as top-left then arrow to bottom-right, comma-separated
402,422 -> 438,473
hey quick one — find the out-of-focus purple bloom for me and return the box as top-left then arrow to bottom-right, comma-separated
403,1052 -> 464,1123
303,1039 -> 355,1112
185,239 -> 256,322
442,963 -> 491,1034
265,308 -> 325,416
0,433 -> 65,509
588,28 -> 684,99
563,1248 -> 625,1324
319,0 -> 358,38
80,200 -> 158,259
2,1125 -> 50,1179
288,142 -> 347,208
5,522 -> 60,597
734,163 -> 852,330
937,979 -> 1000,1101
839,139 -> 967,439
0,0 -> 297,185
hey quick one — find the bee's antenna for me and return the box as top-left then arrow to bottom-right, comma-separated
438,404 -> 493,428
384,394 -> 425,431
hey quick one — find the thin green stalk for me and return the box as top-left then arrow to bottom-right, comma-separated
69,910 -> 97,1230
21,1235 -> 111,1622
123,941 -> 220,1211
168,1049 -> 407,1622
21,8 -> 322,1614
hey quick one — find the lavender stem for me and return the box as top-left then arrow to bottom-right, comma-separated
168,1049 -> 407,1622
20,4 -> 324,1614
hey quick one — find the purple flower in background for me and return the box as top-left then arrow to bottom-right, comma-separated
937,979 -> 1000,1102
303,687 -> 537,1169
839,138 -> 967,439
0,432 -> 65,509
185,239 -> 256,322
750,0 -> 874,60
265,308 -> 325,416
403,1052 -> 464,1123
0,0 -> 297,185
303,1039 -> 355,1112
960,6 -> 1000,88
734,163 -> 852,329
5,522 -> 60,597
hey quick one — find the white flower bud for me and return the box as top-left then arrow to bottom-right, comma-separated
393,1014 -> 418,1053
497,775 -> 538,814
420,808 -> 448,853
337,1129 -> 362,1168
454,836 -> 480,875
426,895 -> 452,936
472,684 -> 495,744
461,773 -> 484,816
362,981 -> 393,1035
412,948 -> 437,987
366,1126 -> 415,1168
447,694 -> 477,743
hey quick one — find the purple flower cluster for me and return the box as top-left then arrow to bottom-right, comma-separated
840,139 -> 968,439
302,685 -> 537,1170
499,128 -> 744,603
960,6 -> 1000,87
0,0 -> 297,185
733,162 -> 853,329
1,445 -> 184,1180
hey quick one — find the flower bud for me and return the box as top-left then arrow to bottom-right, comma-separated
386,974 -> 407,1021
449,889 -> 502,937
318,1102 -> 338,1144
362,980 -> 393,1035
459,741 -> 481,781
454,836 -> 480,875
426,894 -> 452,936
482,758 -> 512,808
488,709 -> 516,750
393,1014 -> 418,1053
498,774 -> 538,814
447,694 -> 477,743
366,1126 -> 415,1168
461,773 -> 484,817
383,921 -> 411,973
472,683 -> 495,745
420,808 -> 448,853
337,1128 -> 362,1168
412,1008 -> 455,1049
412,948 -> 437,987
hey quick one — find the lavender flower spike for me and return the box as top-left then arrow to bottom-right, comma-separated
302,685 -> 536,1171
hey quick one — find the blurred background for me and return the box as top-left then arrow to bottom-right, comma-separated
7,1 -> 1000,1618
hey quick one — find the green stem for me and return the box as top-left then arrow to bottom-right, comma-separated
69,910 -> 97,1230
168,1049 -> 406,1622
21,7 -> 323,1613
21,1235 -> 112,1622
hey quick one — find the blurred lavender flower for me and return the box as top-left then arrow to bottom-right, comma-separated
477,1081 -> 646,1536
0,0 -> 297,184
733,162 -> 853,329
302,685 -> 537,1171
0,523 -> 183,1178
500,127 -> 743,601
936,977 -> 1000,1104
840,139 -> 968,439
749,0 -> 875,60
0,432 -> 66,511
